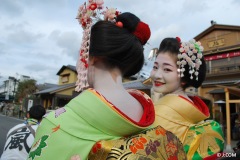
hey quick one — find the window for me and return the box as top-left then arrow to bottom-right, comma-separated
61,74 -> 70,83
207,56 -> 240,74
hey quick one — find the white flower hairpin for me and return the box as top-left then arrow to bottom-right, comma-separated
176,37 -> 204,81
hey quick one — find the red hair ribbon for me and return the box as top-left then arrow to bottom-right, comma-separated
133,21 -> 151,45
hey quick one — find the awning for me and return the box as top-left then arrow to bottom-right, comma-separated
204,50 -> 240,61
235,80 -> 240,85
123,79 -> 150,90
217,85 -> 240,97
203,79 -> 239,86
208,89 -> 224,94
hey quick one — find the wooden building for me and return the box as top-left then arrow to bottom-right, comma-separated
194,24 -> 240,121
194,23 -> 240,151
35,65 -> 79,109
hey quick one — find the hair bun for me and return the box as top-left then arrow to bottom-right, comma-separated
116,12 -> 151,45
116,12 -> 140,32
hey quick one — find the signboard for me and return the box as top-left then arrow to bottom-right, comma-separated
27,99 -> 33,111
205,51 -> 240,61
5,94 -> 9,100
208,39 -> 225,48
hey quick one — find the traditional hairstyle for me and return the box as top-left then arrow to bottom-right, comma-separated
89,12 -> 150,77
28,104 -> 46,121
158,37 -> 206,89
75,1 -> 151,91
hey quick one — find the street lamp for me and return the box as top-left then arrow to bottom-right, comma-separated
214,100 -> 225,135
214,100 -> 225,122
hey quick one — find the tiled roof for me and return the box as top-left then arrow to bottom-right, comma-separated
203,79 -> 240,85
56,65 -> 77,75
37,83 -> 58,91
35,83 -> 75,94
123,79 -> 151,90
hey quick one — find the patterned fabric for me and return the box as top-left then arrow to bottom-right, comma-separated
24,118 -> 39,125
184,120 -> 224,160
89,125 -> 187,160
1,119 -> 39,160
154,94 -> 224,160
28,89 -> 155,160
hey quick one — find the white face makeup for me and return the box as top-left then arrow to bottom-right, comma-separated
150,53 -> 182,95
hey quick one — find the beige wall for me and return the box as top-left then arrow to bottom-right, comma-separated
58,68 -> 77,85
57,87 -> 75,96
198,30 -> 240,55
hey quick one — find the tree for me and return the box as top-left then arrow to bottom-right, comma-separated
15,79 -> 37,103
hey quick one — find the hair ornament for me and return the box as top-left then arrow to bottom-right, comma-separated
176,36 -> 181,43
115,21 -> 123,27
104,8 -> 120,22
176,37 -> 204,81
133,21 -> 151,45
75,0 -> 120,92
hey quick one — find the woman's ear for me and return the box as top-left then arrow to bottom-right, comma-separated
88,56 -> 99,66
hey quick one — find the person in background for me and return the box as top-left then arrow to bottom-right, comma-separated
27,8 -> 186,160
150,37 -> 224,159
18,105 -> 23,119
1,104 -> 46,160
0,101 -> 5,112
231,113 -> 239,138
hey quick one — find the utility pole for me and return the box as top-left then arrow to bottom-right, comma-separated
13,73 -> 20,102
13,78 -> 17,99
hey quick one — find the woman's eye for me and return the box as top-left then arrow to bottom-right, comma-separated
153,66 -> 158,70
164,68 -> 171,72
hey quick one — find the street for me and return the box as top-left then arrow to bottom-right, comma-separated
0,114 -> 24,156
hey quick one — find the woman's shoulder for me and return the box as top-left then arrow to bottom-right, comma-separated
127,89 -> 151,99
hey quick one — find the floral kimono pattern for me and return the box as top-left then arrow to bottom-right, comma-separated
154,94 -> 224,160
28,89 -> 158,160
89,125 -> 187,160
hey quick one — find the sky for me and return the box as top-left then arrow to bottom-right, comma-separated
1,0 -> 240,84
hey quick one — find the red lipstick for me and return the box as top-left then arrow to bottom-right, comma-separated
154,81 -> 164,87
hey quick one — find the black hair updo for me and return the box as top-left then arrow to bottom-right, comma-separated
158,38 -> 206,89
89,12 -> 151,77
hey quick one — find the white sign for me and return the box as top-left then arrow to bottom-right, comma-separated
27,100 -> 33,111
5,94 -> 9,100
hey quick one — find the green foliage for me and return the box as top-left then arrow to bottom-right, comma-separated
15,79 -> 37,102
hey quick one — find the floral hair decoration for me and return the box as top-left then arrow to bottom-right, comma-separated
75,0 -> 120,92
176,37 -> 204,81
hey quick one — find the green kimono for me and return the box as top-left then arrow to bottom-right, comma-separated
28,89 -> 156,160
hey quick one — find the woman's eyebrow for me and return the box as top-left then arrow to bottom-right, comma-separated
163,63 -> 174,67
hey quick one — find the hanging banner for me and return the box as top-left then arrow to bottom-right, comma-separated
205,50 -> 240,61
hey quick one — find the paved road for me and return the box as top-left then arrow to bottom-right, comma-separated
0,114 -> 24,156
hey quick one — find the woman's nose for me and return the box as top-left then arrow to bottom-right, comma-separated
154,69 -> 163,79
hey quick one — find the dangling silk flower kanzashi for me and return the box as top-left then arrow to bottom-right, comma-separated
75,0 -> 120,92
